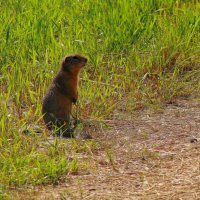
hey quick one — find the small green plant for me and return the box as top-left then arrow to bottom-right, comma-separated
140,147 -> 160,160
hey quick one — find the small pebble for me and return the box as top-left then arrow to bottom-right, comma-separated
190,138 -> 198,143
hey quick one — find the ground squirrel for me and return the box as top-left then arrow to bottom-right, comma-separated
42,54 -> 87,137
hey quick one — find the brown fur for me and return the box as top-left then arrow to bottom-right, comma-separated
42,54 -> 87,137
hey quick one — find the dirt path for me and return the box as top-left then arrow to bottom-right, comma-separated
18,99 -> 200,200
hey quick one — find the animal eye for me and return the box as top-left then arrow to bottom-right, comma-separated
73,56 -> 79,60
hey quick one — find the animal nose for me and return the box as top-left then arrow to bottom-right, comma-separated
84,58 -> 88,63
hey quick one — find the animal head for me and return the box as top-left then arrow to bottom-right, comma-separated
62,54 -> 87,74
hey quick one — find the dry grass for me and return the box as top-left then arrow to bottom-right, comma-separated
12,98 -> 200,200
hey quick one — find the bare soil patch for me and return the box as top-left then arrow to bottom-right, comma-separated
16,99 -> 200,200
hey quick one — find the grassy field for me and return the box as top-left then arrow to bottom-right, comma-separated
0,0 -> 200,199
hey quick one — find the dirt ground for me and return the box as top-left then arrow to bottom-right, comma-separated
17,99 -> 200,200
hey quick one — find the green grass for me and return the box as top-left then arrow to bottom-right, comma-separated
0,0 -> 200,197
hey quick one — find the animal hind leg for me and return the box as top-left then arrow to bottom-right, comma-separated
61,114 -> 75,138
44,112 -> 74,138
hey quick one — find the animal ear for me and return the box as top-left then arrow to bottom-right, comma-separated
62,57 -> 70,72
64,56 -> 69,63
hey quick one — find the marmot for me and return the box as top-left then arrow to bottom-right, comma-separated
42,54 -> 87,137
